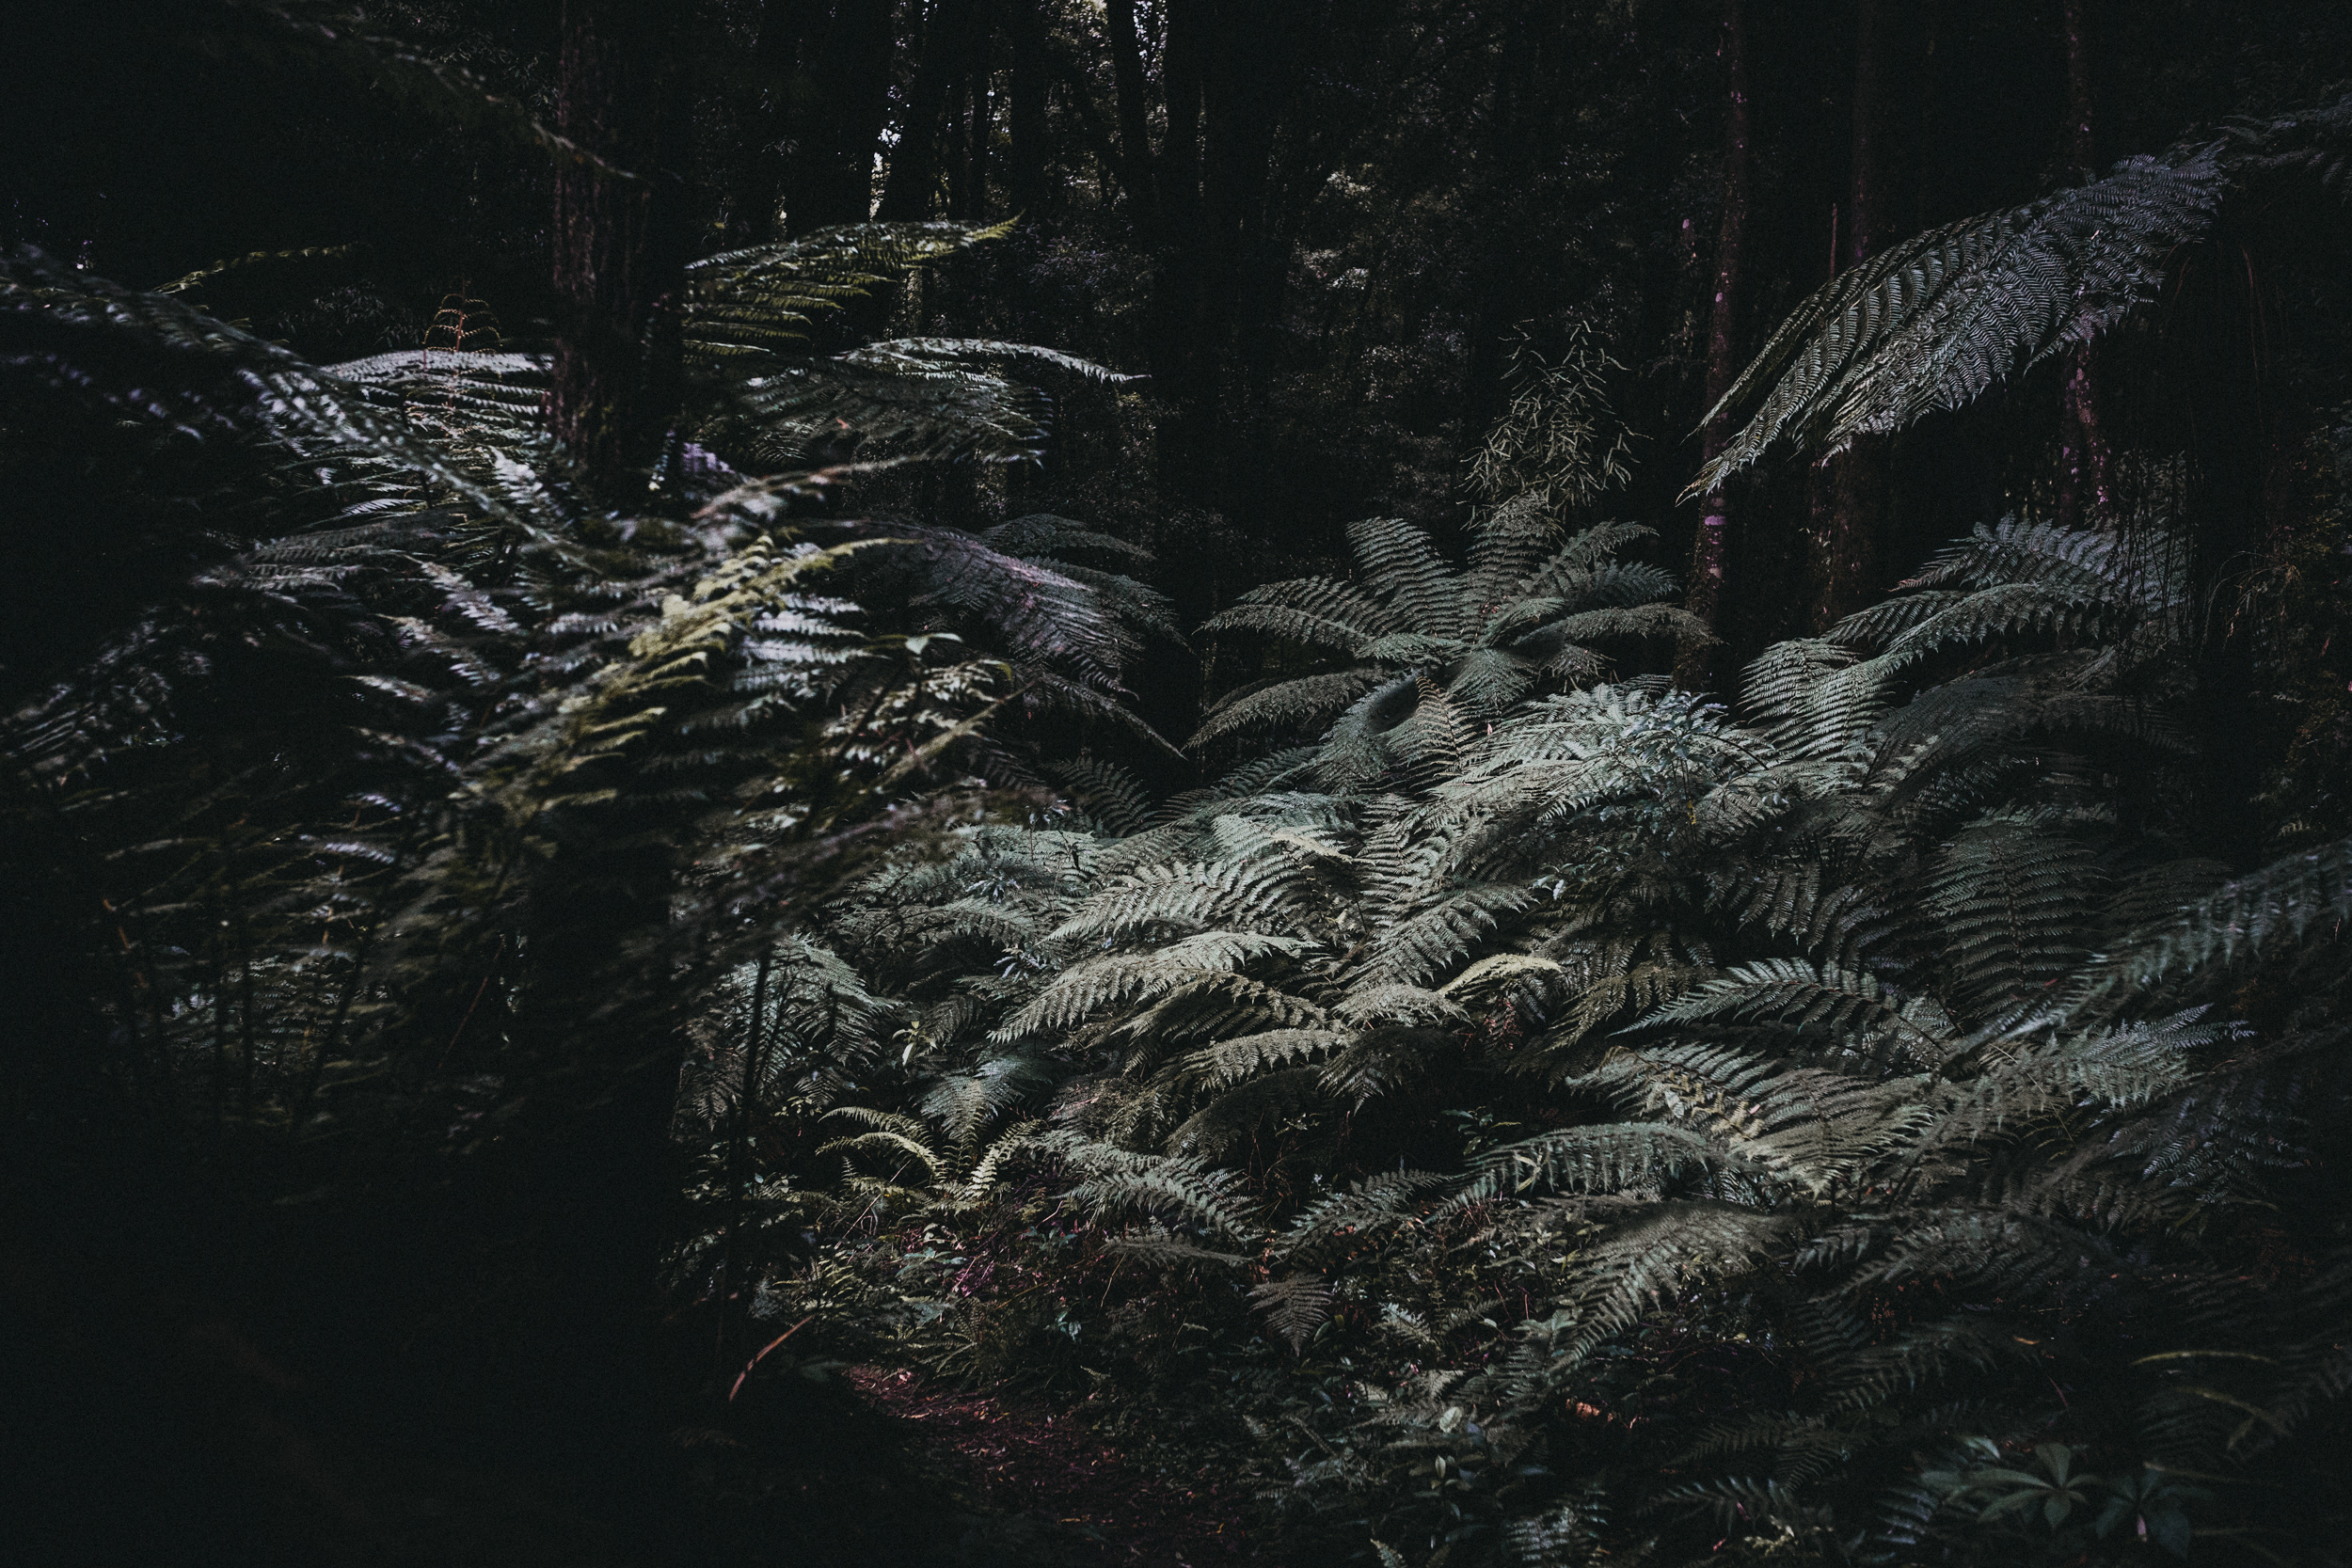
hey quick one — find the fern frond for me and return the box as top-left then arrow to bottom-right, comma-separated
2083,832 -> 2352,999
1187,670 -> 1390,751
1161,1067 -> 1327,1159
1274,1169 -> 1454,1267
996,931 -> 1316,1039
1638,959 -> 1960,1069
1251,1272 -> 1336,1353
1692,150 -> 2227,490
1028,1129 -> 1264,1242
1349,515 -> 1465,640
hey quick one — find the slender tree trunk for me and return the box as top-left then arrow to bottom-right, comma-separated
961,1 -> 994,220
1804,0 -> 1896,631
878,0 -> 976,218
1460,16 -> 1533,447
1677,0 -> 1753,688
803,1 -> 899,228
1102,0 -> 1159,221
548,0 -> 692,484
1008,0 -> 1049,217
2057,0 -> 2111,526
728,0 -> 814,245
1160,0 -> 1206,237
1149,0 -> 1213,489
1200,0 -> 1302,515
742,2 -> 901,236
539,4 -> 705,1507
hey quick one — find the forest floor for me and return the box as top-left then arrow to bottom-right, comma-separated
837,1365 -> 1258,1567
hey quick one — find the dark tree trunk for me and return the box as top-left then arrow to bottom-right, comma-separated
1102,0 -> 1159,220
1199,0 -> 1302,514
1677,0 -> 1753,687
548,0 -> 692,485
754,2 -> 901,234
1145,0 -> 1302,509
1009,0 -> 1049,217
2057,0 -> 2111,525
1160,0 -> 1206,237
878,0 -> 976,218
1804,0 -> 1896,631
1148,0 -> 1213,489
538,8 -> 706,1507
728,0 -> 816,245
960,0 -> 994,220
811,2 -> 900,228
1460,15 -> 1534,449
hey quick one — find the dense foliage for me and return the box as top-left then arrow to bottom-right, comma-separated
7,5 -> 2352,1567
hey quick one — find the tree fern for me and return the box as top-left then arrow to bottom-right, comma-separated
1691,150 -> 2229,491
1192,507 -> 1701,770
1693,94 -> 2350,489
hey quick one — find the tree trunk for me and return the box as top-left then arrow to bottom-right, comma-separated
960,0 -> 994,220
1804,0 -> 1895,631
1148,0 -> 1213,489
728,0 -> 816,245
2057,0 -> 2111,526
1102,0 -> 1159,220
1009,0 -> 1049,217
1160,0 -> 1206,238
816,2 -> 900,227
1199,0 -> 1302,514
878,0 -> 976,218
1677,0 -> 1753,688
548,0 -> 692,485
749,2 -> 902,234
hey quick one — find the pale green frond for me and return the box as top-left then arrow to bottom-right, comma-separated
1446,1122 -> 1747,1208
1367,883 -> 1543,989
1337,983 -> 1471,1030
1025,1129 -> 1264,1242
1043,755 -> 1155,836
1926,814 -> 2106,1021
1273,1168 -> 1454,1267
1050,854 -> 1329,944
918,1054 -> 1058,1155
1171,1028 -> 1352,1089
2082,832 -> 2352,1001
1250,1271 -> 1337,1353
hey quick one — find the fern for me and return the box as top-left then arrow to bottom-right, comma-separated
1192,509 -> 1700,768
1692,150 -> 2229,490
1694,95 -> 2350,488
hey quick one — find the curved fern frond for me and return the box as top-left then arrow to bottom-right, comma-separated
1638,959 -> 1960,1069
1691,149 -> 2227,491
1188,669 -> 1389,751
2082,832 -> 2352,1001
684,221 -> 1014,360
1350,515 -> 1464,640
996,931 -> 1317,1039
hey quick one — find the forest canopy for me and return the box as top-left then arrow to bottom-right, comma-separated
5,3 -> 2352,1566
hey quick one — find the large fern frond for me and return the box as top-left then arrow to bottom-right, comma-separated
1691,150 -> 2227,491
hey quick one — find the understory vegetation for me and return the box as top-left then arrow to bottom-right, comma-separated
8,5 -> 2352,1567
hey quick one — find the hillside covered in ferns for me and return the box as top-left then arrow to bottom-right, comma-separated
7,4 -> 2352,1567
